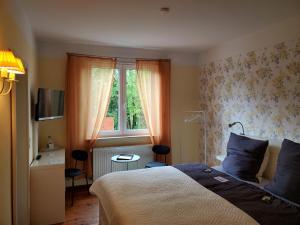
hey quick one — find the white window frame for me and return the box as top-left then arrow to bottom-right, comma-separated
100,62 -> 149,137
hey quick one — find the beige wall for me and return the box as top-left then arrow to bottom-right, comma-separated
38,57 -> 66,149
198,15 -> 300,166
0,0 -> 37,224
170,64 -> 199,163
37,41 -> 199,164
199,15 -> 300,64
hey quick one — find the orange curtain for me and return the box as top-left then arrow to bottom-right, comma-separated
136,60 -> 171,163
66,54 -> 116,176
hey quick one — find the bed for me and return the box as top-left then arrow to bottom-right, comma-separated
90,138 -> 300,225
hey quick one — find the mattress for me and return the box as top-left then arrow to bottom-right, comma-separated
91,164 -> 300,225
175,163 -> 300,225
90,166 -> 259,225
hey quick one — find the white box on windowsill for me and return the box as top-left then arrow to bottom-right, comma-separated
216,154 -> 226,162
39,146 -> 63,152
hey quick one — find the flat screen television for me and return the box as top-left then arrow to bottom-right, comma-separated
35,88 -> 64,121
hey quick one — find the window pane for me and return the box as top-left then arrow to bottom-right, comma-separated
126,69 -> 147,130
102,69 -> 120,131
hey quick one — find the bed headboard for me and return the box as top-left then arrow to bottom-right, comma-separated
262,139 -> 282,180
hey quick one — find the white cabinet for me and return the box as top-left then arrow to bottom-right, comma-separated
30,149 -> 65,225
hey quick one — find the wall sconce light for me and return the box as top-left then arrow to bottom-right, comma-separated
229,121 -> 245,135
0,50 -> 25,96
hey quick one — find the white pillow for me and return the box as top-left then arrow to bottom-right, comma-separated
256,146 -> 270,182
243,135 -> 270,182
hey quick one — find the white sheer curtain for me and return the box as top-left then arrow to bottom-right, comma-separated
136,60 -> 161,144
66,55 -> 116,175
136,59 -> 171,164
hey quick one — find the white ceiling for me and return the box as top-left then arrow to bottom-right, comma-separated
22,0 -> 300,52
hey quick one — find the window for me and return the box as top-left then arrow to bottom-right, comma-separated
101,63 -> 148,136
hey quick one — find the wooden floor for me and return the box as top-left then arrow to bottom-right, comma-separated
57,186 -> 99,225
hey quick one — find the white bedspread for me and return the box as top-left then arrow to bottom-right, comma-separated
90,166 -> 259,225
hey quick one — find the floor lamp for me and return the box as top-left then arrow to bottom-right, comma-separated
181,111 -> 207,164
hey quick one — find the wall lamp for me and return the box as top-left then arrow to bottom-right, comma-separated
0,50 -> 25,96
229,121 -> 245,135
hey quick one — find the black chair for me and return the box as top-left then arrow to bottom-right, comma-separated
145,145 -> 170,168
65,150 -> 88,206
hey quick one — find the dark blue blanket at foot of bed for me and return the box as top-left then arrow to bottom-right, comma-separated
174,163 -> 300,225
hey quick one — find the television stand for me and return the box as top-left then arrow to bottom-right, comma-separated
30,149 -> 65,225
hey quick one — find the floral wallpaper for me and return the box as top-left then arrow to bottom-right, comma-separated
199,38 -> 300,165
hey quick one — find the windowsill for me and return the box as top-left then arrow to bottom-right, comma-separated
98,135 -> 150,140
94,135 -> 151,148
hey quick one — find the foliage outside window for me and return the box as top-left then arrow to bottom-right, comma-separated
106,69 -> 120,130
126,69 -> 147,130
100,63 -> 148,136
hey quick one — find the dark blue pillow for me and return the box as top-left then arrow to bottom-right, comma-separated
265,139 -> 300,204
222,133 -> 268,182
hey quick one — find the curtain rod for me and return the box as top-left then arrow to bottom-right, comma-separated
66,52 -> 170,62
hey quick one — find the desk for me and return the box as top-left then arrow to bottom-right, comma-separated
111,154 -> 140,172
30,149 -> 65,225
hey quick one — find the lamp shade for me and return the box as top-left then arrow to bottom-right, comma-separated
8,57 -> 25,74
0,50 -> 19,70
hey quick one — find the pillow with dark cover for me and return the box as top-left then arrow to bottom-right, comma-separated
222,133 -> 268,182
265,139 -> 300,204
